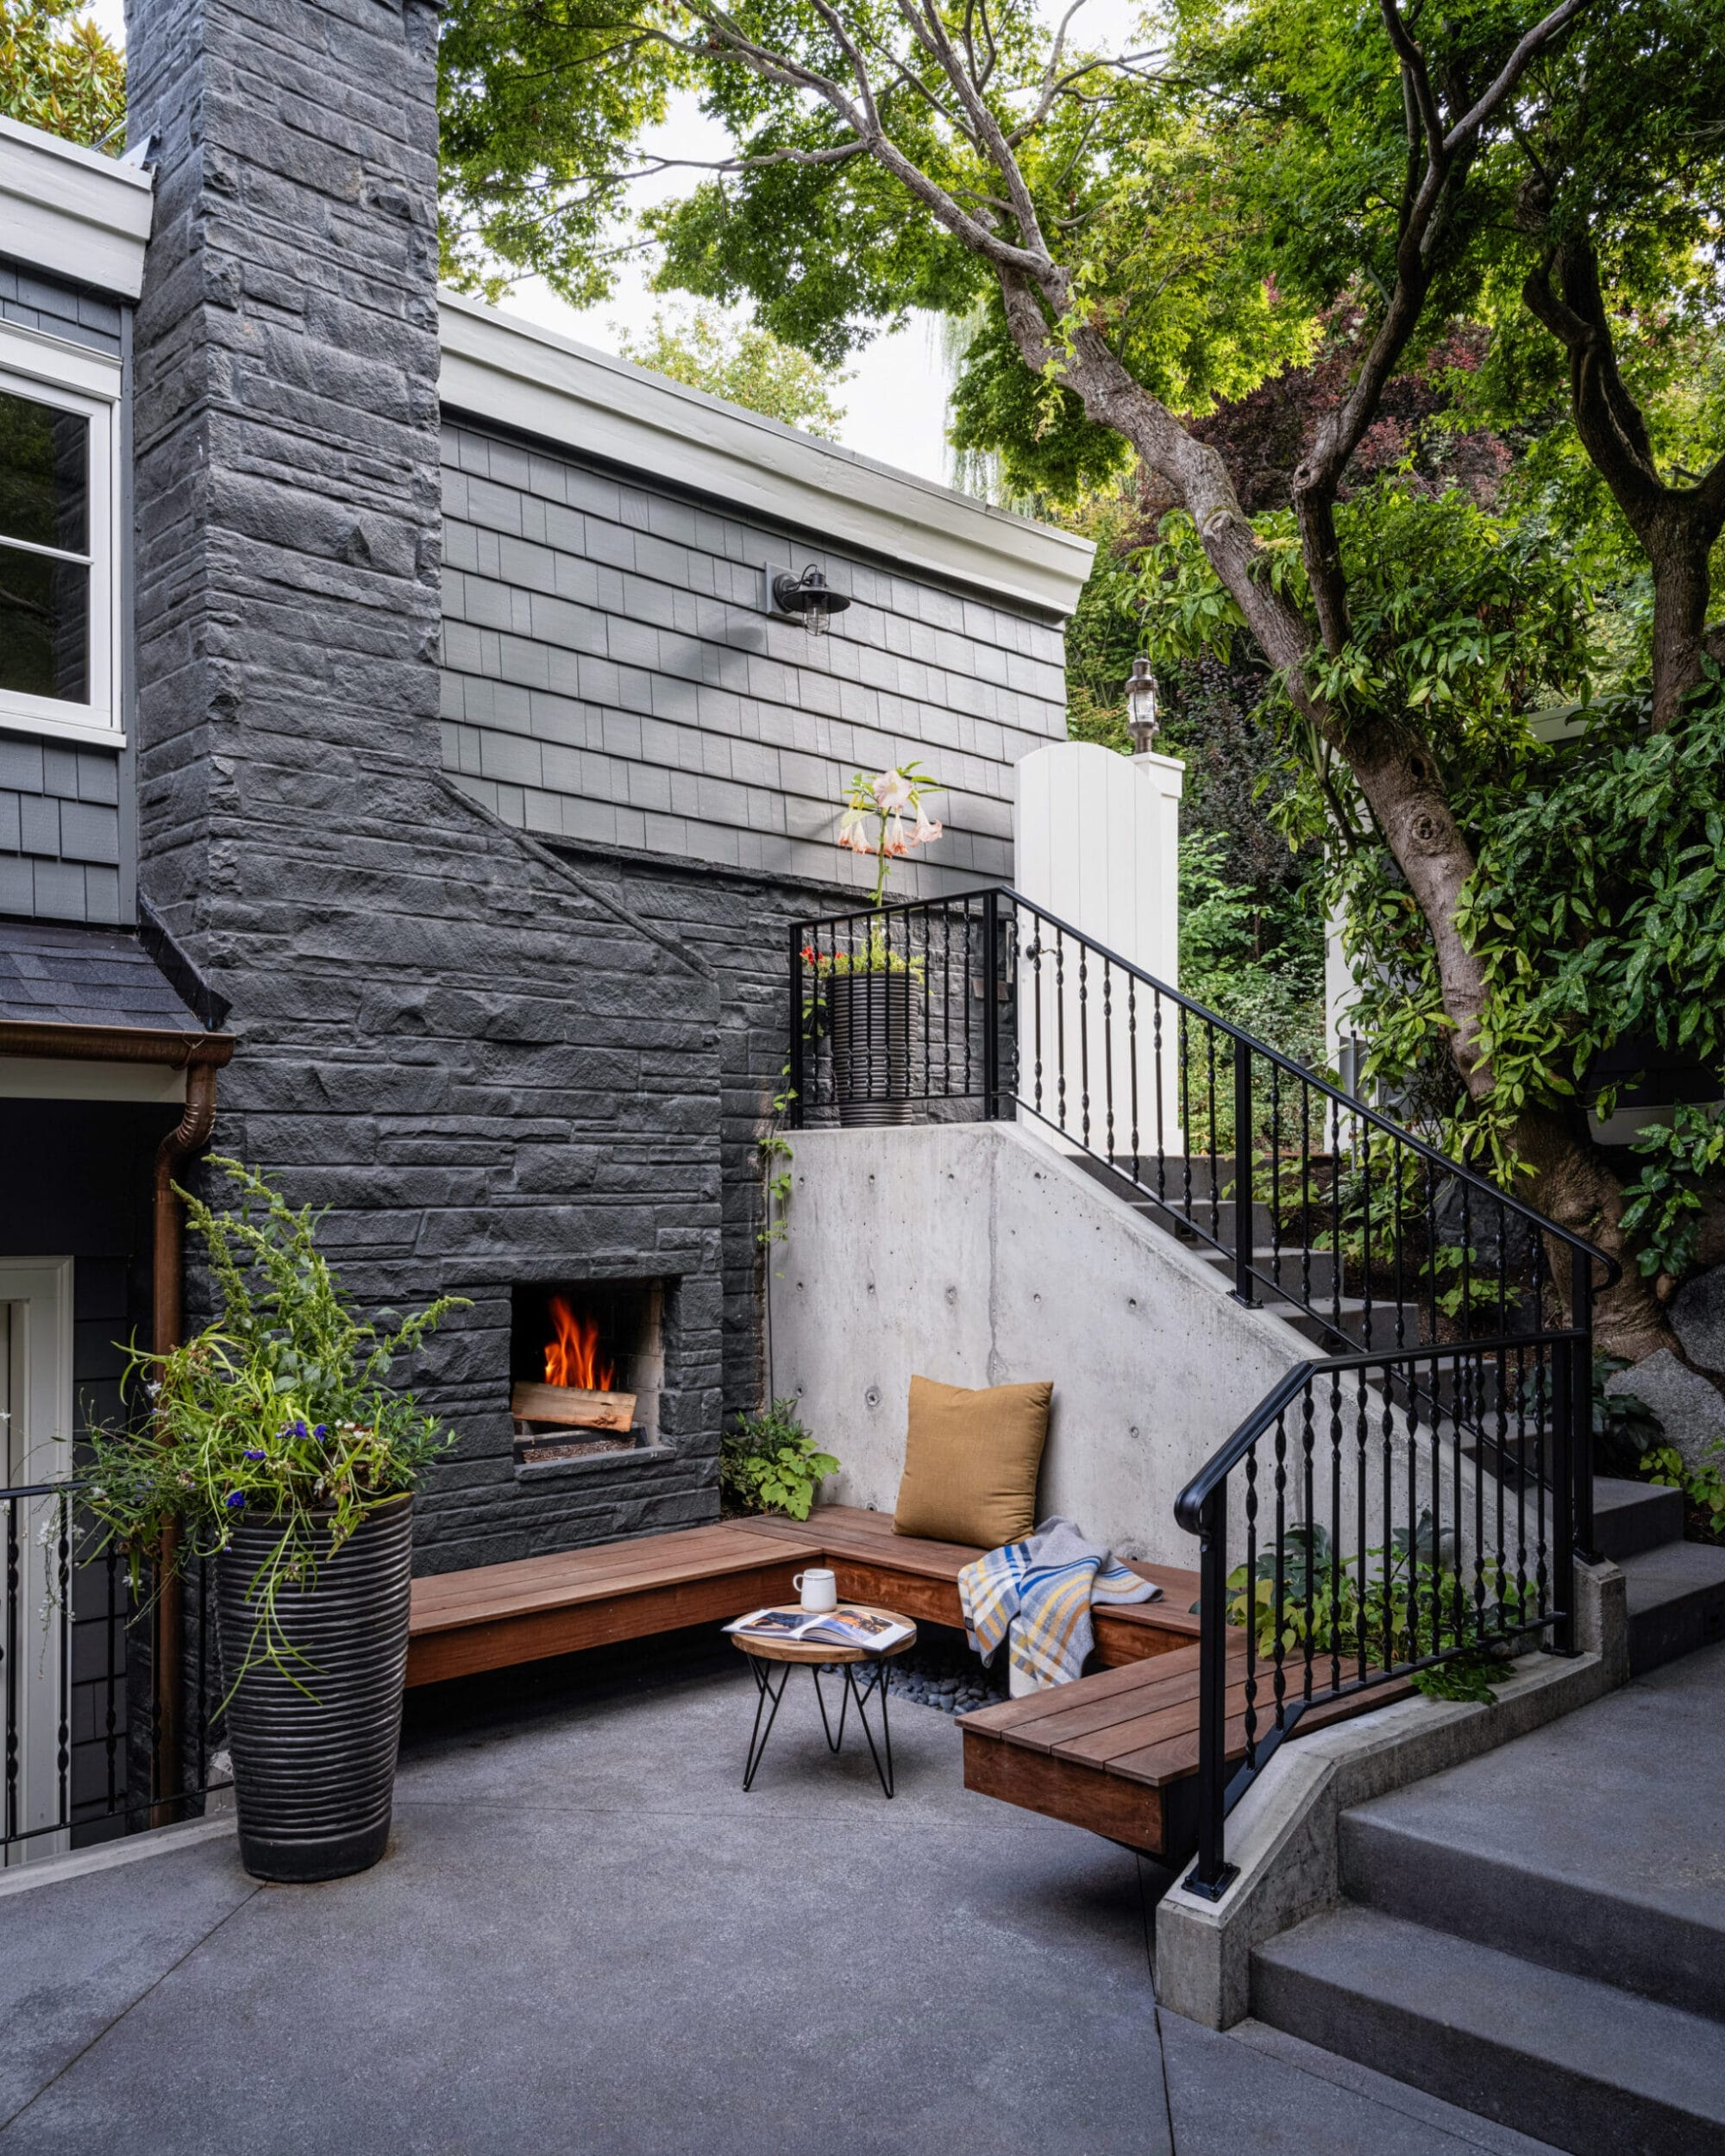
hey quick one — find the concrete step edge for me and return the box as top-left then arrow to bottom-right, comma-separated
1339,1809 -> 1725,2023
1252,1903 -> 1725,2156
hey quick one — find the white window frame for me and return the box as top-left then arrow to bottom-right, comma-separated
0,321 -> 124,748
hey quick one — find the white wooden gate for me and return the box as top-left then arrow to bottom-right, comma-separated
1013,740 -> 1184,1156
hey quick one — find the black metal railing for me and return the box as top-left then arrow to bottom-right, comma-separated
3,1480 -> 227,1863
788,887 -> 1618,1888
1173,1332 -> 1587,1896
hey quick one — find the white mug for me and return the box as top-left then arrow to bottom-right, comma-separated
794,1568 -> 837,1613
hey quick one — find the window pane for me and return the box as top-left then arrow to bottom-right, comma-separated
0,541 -> 89,702
0,390 -> 88,555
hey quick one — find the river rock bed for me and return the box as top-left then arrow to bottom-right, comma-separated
883,1630 -> 1007,1716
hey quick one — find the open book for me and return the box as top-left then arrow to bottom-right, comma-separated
724,1606 -> 914,1654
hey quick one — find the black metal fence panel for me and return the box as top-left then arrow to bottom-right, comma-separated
3,1482 -> 228,1862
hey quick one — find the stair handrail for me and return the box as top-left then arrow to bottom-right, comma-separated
790,883 -> 1622,1281
1171,1328 -> 1588,1536
1171,1322 -> 1593,1902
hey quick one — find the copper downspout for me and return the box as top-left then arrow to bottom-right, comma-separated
150,1055 -> 222,1825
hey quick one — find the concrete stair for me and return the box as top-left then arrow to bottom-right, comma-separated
1247,1639 -> 1725,2155
1591,1476 -> 1725,1672
1087,1150 -> 1725,1678
1619,1535 -> 1725,1672
1252,1903 -> 1725,2155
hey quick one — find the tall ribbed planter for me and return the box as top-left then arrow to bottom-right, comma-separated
216,1493 -> 413,1883
826,971 -> 915,1126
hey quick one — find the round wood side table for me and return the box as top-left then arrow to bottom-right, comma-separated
730,1604 -> 917,1797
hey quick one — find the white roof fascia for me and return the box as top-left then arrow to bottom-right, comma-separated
0,116 -> 153,302
438,290 -> 1095,621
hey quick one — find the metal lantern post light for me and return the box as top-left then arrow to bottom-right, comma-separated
1126,657 -> 1160,754
772,564 -> 851,641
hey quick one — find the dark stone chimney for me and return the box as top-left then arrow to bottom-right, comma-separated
122,0 -> 727,1570
126,0 -> 443,808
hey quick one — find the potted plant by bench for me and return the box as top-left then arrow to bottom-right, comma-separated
84,1159 -> 464,1883
816,763 -> 944,1125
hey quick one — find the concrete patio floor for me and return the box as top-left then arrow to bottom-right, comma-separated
0,1639 -> 1563,2155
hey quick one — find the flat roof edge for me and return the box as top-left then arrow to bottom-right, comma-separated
0,117 -> 153,302
437,290 -> 1094,620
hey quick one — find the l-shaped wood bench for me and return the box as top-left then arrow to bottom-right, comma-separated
405,1504 -> 1201,1687
406,1506 -> 1402,1860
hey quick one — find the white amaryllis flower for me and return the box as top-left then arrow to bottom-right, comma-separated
871,767 -> 914,813
881,813 -> 910,856
837,807 -> 875,855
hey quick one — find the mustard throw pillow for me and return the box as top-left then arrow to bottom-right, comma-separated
892,1374 -> 1053,1548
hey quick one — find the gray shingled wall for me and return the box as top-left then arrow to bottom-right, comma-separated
438,419 -> 1068,893
0,261 -> 126,924
127,0 -> 727,1572
436,417 -> 1074,1424
0,736 -> 122,923
0,260 -> 122,357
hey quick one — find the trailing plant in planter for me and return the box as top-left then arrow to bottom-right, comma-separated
83,1157 -> 466,1883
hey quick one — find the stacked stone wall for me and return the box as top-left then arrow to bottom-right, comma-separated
126,0 -> 726,1568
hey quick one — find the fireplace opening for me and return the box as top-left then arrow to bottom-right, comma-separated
510,1281 -> 666,1467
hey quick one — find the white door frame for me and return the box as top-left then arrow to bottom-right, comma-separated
2,1257 -> 75,1861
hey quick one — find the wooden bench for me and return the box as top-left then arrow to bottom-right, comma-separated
406,1520 -> 822,1687
408,1503 -> 1402,1866
741,1506 -> 1202,1666
960,1637 -> 1414,1858
406,1504 -> 1200,1689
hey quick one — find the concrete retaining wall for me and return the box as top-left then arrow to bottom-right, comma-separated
765,1119 -> 1320,1565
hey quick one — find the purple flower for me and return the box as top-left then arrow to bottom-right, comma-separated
243,1449 -> 267,1461
224,1491 -> 247,1510
293,1420 -> 308,1438
313,1425 -> 328,1439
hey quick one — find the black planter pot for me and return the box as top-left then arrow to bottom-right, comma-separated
825,971 -> 915,1126
216,1493 -> 413,1883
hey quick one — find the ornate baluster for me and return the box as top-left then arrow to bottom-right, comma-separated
1077,943 -> 1091,1152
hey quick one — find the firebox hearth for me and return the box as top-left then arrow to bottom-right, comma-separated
510,1281 -> 667,1468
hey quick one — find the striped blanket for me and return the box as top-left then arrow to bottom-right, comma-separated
958,1517 -> 1161,1695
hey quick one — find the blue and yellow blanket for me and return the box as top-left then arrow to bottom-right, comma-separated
958,1517 -> 1162,1695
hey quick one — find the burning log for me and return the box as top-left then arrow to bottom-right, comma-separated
510,1382 -> 637,1432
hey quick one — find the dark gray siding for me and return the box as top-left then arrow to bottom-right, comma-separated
0,736 -> 122,923
0,260 -> 123,357
438,419 -> 1068,893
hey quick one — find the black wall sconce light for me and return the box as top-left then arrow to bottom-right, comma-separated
768,562 -> 852,641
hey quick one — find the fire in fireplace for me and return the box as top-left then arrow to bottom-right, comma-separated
510,1282 -> 665,1466
543,1294 -> 614,1393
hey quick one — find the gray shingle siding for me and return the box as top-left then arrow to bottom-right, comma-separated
0,260 -> 123,357
439,420 -> 1068,893
0,736 -> 124,923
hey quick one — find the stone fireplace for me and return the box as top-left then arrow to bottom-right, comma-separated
510,1280 -> 668,1465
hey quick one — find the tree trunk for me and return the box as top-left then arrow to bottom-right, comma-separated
1007,292 -> 1672,1357
1647,498 -> 1721,731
